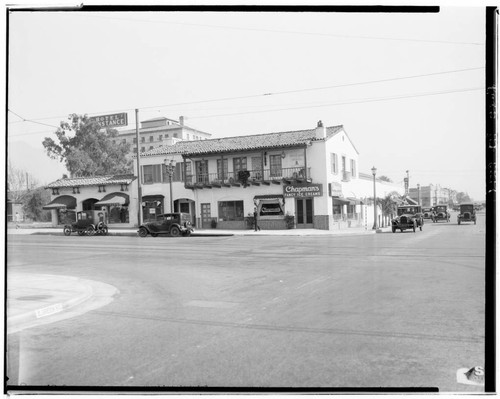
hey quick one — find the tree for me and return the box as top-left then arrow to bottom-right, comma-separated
378,175 -> 393,183
42,114 -> 132,177
456,192 -> 472,204
23,187 -> 52,222
8,161 -> 38,202
378,191 -> 401,226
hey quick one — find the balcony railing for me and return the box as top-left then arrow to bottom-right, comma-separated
185,166 -> 311,187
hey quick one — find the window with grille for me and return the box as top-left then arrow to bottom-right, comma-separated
270,154 -> 282,177
218,201 -> 244,221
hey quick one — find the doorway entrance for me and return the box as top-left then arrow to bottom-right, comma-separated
296,198 -> 314,228
201,203 -> 212,229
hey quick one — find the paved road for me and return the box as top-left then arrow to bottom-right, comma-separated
6,213 -> 485,391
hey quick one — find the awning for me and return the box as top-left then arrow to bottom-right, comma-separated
254,194 -> 284,200
332,197 -> 350,205
95,192 -> 129,206
347,197 -> 364,205
43,195 -> 76,210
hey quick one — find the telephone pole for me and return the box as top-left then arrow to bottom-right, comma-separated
135,109 -> 142,226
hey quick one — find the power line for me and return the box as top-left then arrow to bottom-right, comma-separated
8,86 -> 483,137
8,109 -> 60,129
7,66 -> 484,125
84,14 -> 484,46
188,87 -> 484,119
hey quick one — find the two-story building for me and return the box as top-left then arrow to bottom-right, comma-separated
135,121 -> 404,230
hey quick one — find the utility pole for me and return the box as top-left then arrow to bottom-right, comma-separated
135,109 -> 142,226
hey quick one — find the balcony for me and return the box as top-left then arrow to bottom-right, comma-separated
185,166 -> 311,189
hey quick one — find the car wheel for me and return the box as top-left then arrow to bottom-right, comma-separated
85,226 -> 95,236
63,226 -> 72,236
101,225 -> 108,236
151,233 -> 158,237
170,226 -> 181,237
392,226 -> 396,233
138,227 -> 148,237
77,231 -> 85,236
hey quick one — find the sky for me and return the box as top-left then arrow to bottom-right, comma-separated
6,5 -> 487,200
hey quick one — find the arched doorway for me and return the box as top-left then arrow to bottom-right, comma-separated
94,192 -> 130,224
82,198 -> 99,211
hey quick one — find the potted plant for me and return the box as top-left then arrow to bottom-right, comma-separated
285,213 -> 295,229
211,218 -> 217,229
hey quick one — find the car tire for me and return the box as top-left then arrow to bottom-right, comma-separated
101,225 -> 108,236
77,231 -> 85,236
170,226 -> 181,237
151,233 -> 158,237
85,226 -> 95,236
392,226 -> 396,233
138,227 -> 148,237
63,226 -> 72,236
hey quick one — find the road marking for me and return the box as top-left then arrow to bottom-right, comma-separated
185,300 -> 238,309
35,303 -> 63,318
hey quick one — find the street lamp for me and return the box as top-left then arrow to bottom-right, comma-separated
164,159 -> 177,213
417,184 -> 421,205
372,166 -> 377,230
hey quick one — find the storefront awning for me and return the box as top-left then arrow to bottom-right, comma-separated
43,195 -> 76,210
347,197 -> 364,205
332,197 -> 350,205
95,192 -> 129,206
254,194 -> 284,200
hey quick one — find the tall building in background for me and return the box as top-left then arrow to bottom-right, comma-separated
116,116 -> 211,157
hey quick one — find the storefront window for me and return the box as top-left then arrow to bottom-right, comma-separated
218,201 -> 244,221
259,202 -> 284,216
332,204 -> 342,221
109,206 -> 129,223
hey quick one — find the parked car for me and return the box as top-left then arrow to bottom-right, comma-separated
422,207 -> 435,220
138,212 -> 194,237
391,205 -> 424,233
433,205 -> 450,222
457,203 -> 477,225
63,211 -> 108,236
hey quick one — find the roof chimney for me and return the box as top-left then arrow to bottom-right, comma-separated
179,116 -> 185,126
315,120 -> 326,139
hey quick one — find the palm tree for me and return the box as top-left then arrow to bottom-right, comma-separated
378,191 -> 402,226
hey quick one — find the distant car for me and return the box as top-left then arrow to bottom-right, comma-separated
457,203 -> 476,225
138,212 -> 194,237
433,205 -> 450,222
63,210 -> 108,236
391,205 -> 424,233
422,207 -> 435,220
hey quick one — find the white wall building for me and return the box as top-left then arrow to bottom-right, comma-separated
134,121 -> 404,230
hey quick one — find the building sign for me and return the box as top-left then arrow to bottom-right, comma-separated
328,182 -> 343,197
90,113 -> 128,128
283,183 -> 323,198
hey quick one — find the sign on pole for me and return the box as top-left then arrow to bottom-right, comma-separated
89,113 -> 128,128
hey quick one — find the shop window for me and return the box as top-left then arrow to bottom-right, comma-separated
218,201 -> 244,221
109,206 -> 129,223
259,202 -> 284,216
332,204 -> 342,221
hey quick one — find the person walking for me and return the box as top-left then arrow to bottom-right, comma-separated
253,207 -> 261,231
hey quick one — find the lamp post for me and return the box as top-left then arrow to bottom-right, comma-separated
372,166 -> 377,230
417,184 -> 421,205
164,159 -> 177,213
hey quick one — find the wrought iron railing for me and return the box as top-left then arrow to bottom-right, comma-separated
185,166 -> 310,186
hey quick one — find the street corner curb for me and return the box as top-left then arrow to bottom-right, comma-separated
7,280 -> 94,333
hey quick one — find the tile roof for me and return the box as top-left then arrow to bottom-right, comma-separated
140,125 -> 344,157
45,174 -> 136,189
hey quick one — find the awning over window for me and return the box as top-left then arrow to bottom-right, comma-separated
43,195 -> 77,210
254,194 -> 284,200
95,192 -> 130,206
332,198 -> 350,205
347,197 -> 364,205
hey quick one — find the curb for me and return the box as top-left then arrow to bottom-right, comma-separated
7,279 -> 94,333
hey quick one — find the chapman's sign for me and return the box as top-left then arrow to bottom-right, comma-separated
90,113 -> 128,128
283,183 -> 323,198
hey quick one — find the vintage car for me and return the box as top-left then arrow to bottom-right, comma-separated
63,210 -> 108,236
457,203 -> 477,225
138,212 -> 194,237
433,205 -> 450,222
391,205 -> 424,233
422,207 -> 435,220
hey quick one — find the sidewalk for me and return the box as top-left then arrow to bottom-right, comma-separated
7,225 -> 391,237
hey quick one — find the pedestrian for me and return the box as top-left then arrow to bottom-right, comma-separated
253,207 -> 260,231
